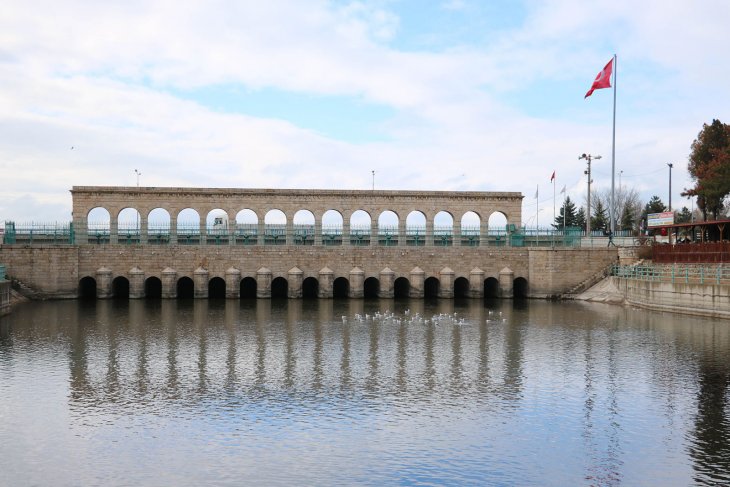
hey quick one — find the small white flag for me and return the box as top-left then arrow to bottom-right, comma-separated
560,185 -> 566,194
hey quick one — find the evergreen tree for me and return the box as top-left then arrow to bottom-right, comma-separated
553,196 -> 577,229
575,207 -> 587,231
675,206 -> 692,224
591,200 -> 609,232
640,195 -> 668,234
620,205 -> 635,232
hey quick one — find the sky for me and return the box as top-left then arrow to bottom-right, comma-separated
2,0 -> 729,226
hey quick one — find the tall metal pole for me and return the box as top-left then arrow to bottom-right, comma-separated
587,156 -> 592,235
610,54 -> 617,234
372,170 -> 375,191
667,163 -> 673,211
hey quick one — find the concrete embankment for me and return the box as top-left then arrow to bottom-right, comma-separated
574,276 -> 730,319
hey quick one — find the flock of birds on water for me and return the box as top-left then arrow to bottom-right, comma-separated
341,309 -> 508,326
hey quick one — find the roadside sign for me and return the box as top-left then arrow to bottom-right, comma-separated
647,211 -> 674,227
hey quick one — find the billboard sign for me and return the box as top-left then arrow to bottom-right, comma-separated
647,211 -> 674,228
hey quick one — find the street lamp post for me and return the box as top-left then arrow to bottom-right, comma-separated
667,163 -> 673,211
579,153 -> 601,235
133,169 -> 142,232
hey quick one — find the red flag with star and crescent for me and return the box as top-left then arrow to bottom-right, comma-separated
585,58 -> 613,98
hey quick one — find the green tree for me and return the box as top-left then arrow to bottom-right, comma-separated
675,206 -> 692,224
591,200 -> 608,232
620,205 -> 636,232
553,196 -> 577,229
682,119 -> 730,220
575,207 -> 587,232
640,195 -> 667,234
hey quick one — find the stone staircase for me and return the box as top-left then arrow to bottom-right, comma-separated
562,260 -> 618,298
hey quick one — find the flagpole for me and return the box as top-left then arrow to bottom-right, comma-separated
536,185 -> 539,235
610,53 -> 617,234
552,177 -> 556,246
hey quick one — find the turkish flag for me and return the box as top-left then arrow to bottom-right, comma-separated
585,58 -> 613,98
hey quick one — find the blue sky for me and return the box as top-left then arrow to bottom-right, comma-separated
1,0 -> 729,224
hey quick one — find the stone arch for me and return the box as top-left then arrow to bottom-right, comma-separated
350,210 -> 372,246
322,210 -> 343,246
79,276 -> 96,299
302,277 -> 319,299
394,277 -> 410,298
460,211 -> 481,247
363,277 -> 380,298
434,211 -> 453,246
424,277 -> 440,298
271,276 -> 288,298
177,208 -> 201,245
513,277 -> 528,298
144,276 -> 162,298
87,207 -> 110,243
208,276 -> 226,299
294,210 -> 315,246
117,207 -> 142,244
406,211 -> 426,246
147,208 -> 171,244
484,277 -> 500,298
454,277 -> 470,298
206,209 -> 229,232
265,209 -> 287,245
177,276 -> 194,299
378,210 -> 399,246
240,277 -> 257,298
488,211 -> 509,246
112,276 -> 130,298
235,209 -> 258,245
333,277 -> 349,298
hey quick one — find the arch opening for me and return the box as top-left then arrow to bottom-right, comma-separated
148,208 -> 171,244
240,277 -> 257,298
112,276 -> 129,299
208,277 -> 226,299
513,277 -> 528,299
333,277 -> 349,298
424,277 -> 440,298
454,277 -> 470,298
461,211 -> 481,247
271,277 -> 288,298
87,207 -> 110,244
177,208 -> 201,245
322,210 -> 343,246
488,211 -> 509,247
235,209 -> 258,245
206,209 -> 229,245
302,277 -> 319,298
378,210 -> 399,246
293,210 -> 315,246
117,208 -> 141,244
79,276 -> 96,299
434,211 -> 453,247
364,277 -> 380,298
144,276 -> 162,299
406,211 -> 426,246
484,277 -> 500,299
177,276 -> 194,299
350,210 -> 371,246
264,210 -> 287,245
394,277 -> 410,298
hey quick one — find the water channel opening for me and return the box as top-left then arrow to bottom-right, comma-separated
394,277 -> 410,298
112,276 -> 129,299
333,277 -> 349,298
454,277 -> 470,298
240,277 -> 256,298
363,277 -> 379,298
484,277 -> 499,298
302,277 -> 319,299
513,277 -> 528,298
177,277 -> 194,299
78,276 -> 96,299
424,277 -> 440,298
208,277 -> 226,299
271,277 -> 288,298
144,277 -> 162,298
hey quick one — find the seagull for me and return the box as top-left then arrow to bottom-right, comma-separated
70,146 -> 75,150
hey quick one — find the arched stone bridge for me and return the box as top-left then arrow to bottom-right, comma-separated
0,186 -> 618,300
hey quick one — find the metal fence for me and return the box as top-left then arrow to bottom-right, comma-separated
612,263 -> 730,285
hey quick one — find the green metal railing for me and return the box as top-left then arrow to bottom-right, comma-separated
4,221 -> 75,244
0,265 -> 5,280
612,263 -> 730,285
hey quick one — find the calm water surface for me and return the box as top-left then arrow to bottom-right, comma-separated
1,298 -> 729,486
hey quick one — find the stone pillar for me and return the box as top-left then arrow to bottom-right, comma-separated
257,221 -> 265,245
318,266 -> 334,298
453,221 -> 461,247
129,266 -> 145,299
426,218 -> 434,247
288,267 -> 303,299
378,267 -> 395,298
74,216 -> 88,244
409,266 -> 425,298
438,266 -> 455,298
349,267 -> 364,298
398,219 -> 407,246
193,267 -> 209,299
96,267 -> 112,299
225,267 -> 241,299
480,219 -> 488,247
199,215 -> 207,246
170,219 -> 178,245
257,267 -> 272,298
161,267 -> 177,298
342,220 -> 350,247
314,219 -> 322,246
140,217 -> 148,245
370,220 -> 378,247
285,220 -> 293,246
109,216 -> 118,244
499,267 -> 514,298
469,267 -> 485,299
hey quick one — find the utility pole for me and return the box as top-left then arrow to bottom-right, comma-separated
579,153 -> 601,235
667,163 -> 673,211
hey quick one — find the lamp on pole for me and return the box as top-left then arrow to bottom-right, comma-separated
667,163 -> 673,211
134,169 -> 142,187
133,169 -> 142,232
579,153 -> 601,235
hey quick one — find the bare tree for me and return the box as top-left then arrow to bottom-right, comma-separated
582,186 -> 642,232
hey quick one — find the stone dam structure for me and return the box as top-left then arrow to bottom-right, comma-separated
0,186 -> 618,300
